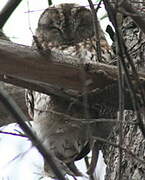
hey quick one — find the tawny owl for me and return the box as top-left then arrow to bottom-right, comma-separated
25,3 -> 113,178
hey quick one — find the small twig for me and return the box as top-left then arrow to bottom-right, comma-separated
24,3 -> 104,14
87,141 -> 100,176
34,108 -> 117,124
95,0 -> 103,13
88,0 -> 102,62
118,57 -> 124,180
28,108 -> 141,126
27,0 -> 34,36
0,130 -> 27,138
4,145 -> 33,168
84,156 -> 96,180
32,35 -> 51,57
0,0 -> 22,29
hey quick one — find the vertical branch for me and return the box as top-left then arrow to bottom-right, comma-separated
88,0 -> 102,62
117,59 -> 124,180
84,156 -> 97,180
0,0 -> 23,29
115,2 -> 124,178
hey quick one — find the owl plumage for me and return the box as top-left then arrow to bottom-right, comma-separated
25,3 -> 113,178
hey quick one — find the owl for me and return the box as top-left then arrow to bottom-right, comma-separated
25,3 -> 113,178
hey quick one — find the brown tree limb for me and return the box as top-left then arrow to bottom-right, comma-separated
0,39 -> 116,127
1,39 -> 145,92
0,39 -> 145,127
0,39 -> 119,92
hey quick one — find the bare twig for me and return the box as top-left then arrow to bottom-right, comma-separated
0,88 -> 66,180
84,156 -> 96,180
95,0 -> 103,13
118,56 -> 124,180
0,130 -> 27,137
0,0 -> 23,29
88,0 -> 102,62
34,108 -> 117,124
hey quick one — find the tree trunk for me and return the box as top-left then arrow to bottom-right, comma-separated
103,1 -> 145,180
103,111 -> 145,180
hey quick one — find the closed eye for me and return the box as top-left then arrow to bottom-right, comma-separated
49,27 -> 59,32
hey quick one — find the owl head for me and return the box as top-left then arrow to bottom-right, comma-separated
36,3 -> 95,47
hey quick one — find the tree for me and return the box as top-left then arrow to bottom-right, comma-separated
0,0 -> 144,180
102,0 -> 145,179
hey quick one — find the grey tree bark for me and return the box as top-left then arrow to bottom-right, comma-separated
103,1 -> 145,180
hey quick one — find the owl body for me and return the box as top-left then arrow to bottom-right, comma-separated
25,3 -> 113,177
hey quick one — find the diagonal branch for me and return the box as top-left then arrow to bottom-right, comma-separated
0,39 -> 118,92
0,87 -> 66,180
0,0 -> 23,29
1,39 -> 145,127
1,39 -> 145,92
88,0 -> 102,62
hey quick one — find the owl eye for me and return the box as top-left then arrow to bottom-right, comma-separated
49,27 -> 60,34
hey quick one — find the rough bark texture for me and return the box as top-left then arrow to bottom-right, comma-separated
103,111 -> 145,180
0,39 -> 118,91
103,1 -> 145,180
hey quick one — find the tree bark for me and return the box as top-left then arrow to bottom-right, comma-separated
0,38 -> 145,128
0,39 -> 145,92
103,1 -> 145,180
0,39 -> 118,92
103,111 -> 145,180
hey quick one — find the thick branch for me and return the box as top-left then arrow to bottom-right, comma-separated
0,39 -> 118,92
1,39 -> 145,92
0,39 -> 145,127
